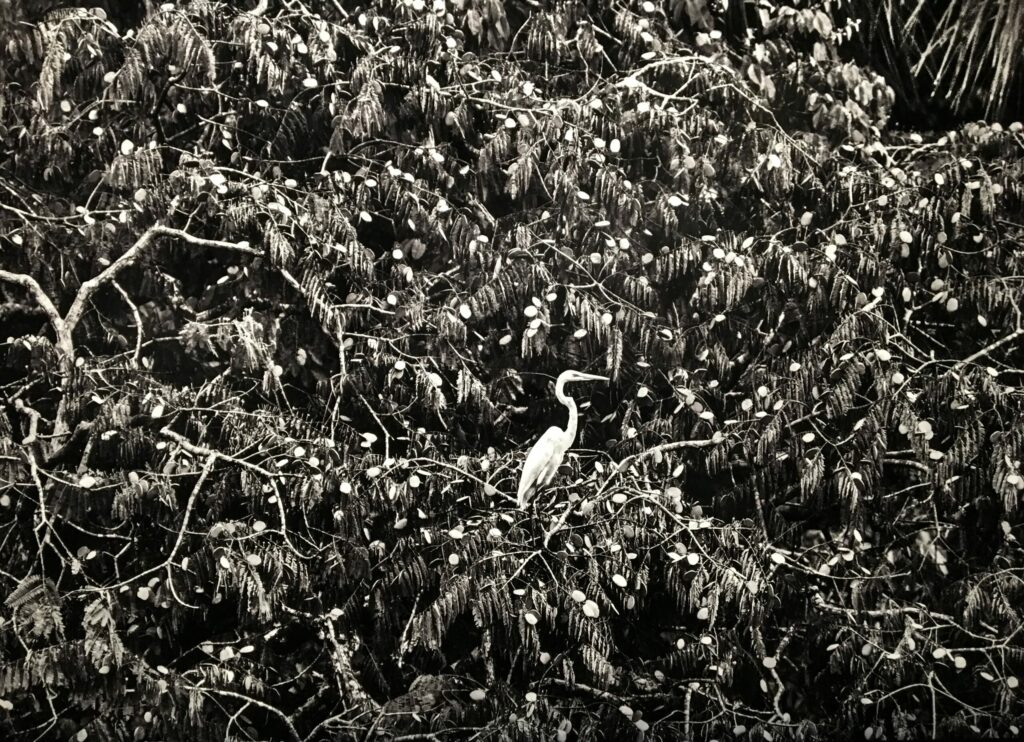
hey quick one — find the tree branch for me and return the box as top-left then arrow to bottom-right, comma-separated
952,302 -> 1023,372
112,280 -> 143,366
76,453 -> 218,593
2,225 -> 259,344
812,591 -> 953,623
884,457 -> 931,474
322,616 -> 381,712
166,453 -> 218,567
0,269 -> 73,358
4,224 -> 259,439
612,433 -> 725,474
590,433 -> 725,501
954,328 -> 1024,371
159,426 -> 307,559
191,687 -> 302,742
538,677 -> 623,703
64,225 -> 259,333
14,399 -> 42,446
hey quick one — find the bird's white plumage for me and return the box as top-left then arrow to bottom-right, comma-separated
517,426 -> 569,507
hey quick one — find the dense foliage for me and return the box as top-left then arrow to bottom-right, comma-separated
1,0 -> 1023,740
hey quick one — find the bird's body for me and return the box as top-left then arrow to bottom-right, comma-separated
517,370 -> 608,508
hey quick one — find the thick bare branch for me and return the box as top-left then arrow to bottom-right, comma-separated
3,225 -> 259,360
0,269 -> 73,358
323,616 -> 381,712
64,225 -> 259,333
3,225 -> 259,438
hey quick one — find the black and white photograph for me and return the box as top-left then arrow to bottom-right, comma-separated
1,0 -> 1023,739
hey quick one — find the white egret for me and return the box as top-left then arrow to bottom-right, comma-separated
517,369 -> 608,508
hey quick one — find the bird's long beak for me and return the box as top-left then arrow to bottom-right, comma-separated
576,373 -> 609,382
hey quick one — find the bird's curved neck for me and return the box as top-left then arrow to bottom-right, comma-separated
555,377 -> 578,442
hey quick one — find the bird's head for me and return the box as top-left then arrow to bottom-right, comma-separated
557,369 -> 609,384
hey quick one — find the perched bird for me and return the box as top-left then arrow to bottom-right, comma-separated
517,369 -> 608,509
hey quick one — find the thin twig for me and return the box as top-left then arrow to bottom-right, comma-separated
189,686 -> 302,742
159,426 -> 307,559
811,591 -> 954,623
594,434 -> 724,499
